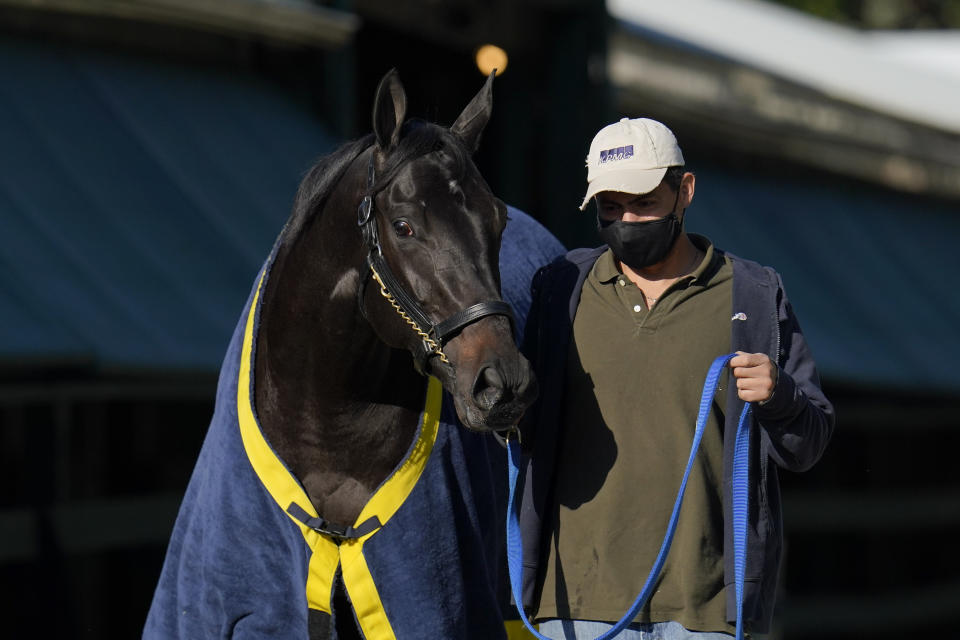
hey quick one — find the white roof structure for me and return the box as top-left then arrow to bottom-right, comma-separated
608,0 -> 960,134
868,30 -> 960,83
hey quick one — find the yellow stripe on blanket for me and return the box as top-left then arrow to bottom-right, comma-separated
505,619 -> 540,639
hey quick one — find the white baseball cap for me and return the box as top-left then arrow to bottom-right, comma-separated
579,117 -> 685,210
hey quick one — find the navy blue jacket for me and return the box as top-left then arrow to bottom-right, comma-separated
518,245 -> 835,633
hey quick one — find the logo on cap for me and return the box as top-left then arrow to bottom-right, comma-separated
599,145 -> 634,164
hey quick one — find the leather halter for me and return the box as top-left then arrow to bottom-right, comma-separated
357,150 -> 515,374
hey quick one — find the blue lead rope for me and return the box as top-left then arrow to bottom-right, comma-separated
506,353 -> 753,640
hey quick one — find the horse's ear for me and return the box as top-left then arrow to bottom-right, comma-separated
372,69 -> 407,152
451,71 -> 494,154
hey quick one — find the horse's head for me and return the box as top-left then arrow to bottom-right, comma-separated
358,70 -> 536,432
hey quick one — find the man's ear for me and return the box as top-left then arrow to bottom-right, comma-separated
680,171 -> 696,208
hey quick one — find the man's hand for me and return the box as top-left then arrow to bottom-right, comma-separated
729,351 -> 778,404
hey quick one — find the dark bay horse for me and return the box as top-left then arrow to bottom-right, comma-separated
145,70 -> 538,640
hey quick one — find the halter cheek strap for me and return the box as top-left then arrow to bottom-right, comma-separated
356,150 -> 515,374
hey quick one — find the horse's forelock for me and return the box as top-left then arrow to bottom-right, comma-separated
372,120 -> 470,194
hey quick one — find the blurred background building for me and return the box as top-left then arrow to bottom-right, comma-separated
1,0 -> 958,638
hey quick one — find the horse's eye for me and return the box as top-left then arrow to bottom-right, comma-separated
392,220 -> 414,237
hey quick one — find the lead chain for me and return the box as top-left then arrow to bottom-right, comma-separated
369,266 -> 451,365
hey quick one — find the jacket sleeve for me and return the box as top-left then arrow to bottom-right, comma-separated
517,264 -> 549,453
754,271 -> 835,472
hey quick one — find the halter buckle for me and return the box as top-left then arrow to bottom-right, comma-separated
358,195 -> 373,226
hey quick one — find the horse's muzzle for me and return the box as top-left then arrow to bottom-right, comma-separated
456,354 -> 537,432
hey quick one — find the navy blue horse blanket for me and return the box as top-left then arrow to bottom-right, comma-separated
144,207 -> 563,639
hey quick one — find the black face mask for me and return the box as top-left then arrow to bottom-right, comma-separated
597,191 -> 684,270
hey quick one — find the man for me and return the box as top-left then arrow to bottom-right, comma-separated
517,118 -> 834,639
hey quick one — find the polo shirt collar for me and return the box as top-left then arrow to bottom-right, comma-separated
594,248 -> 622,284
687,234 -> 718,285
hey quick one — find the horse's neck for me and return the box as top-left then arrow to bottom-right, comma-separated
254,235 -> 427,525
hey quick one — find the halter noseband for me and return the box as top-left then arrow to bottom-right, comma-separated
357,150 -> 515,375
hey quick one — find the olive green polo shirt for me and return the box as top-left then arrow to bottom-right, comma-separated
538,235 -> 735,634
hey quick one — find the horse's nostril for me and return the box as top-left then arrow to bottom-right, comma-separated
473,366 -> 505,410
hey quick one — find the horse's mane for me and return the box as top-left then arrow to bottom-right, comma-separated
280,120 -> 470,245
281,133 -> 374,244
